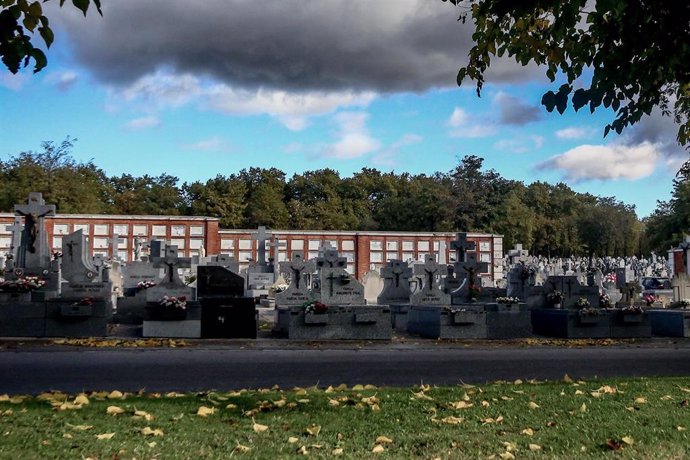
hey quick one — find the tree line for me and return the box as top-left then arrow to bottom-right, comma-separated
0,139 -> 678,257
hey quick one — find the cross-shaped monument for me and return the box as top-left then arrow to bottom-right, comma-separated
153,245 -> 192,285
450,232 -> 476,262
411,255 -> 450,305
5,217 -> 23,260
107,233 -> 125,259
378,259 -> 413,304
14,192 -> 56,271
280,251 -> 315,292
251,226 -> 272,265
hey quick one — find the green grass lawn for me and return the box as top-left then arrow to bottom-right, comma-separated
1,376 -> 689,459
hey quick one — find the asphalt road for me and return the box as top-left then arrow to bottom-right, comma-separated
2,342 -> 690,394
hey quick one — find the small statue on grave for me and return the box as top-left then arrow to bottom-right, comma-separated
16,209 -> 52,253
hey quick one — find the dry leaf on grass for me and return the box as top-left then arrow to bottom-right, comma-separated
376,436 -> 393,444
305,424 -> 321,436
372,444 -> 385,453
332,447 -> 344,455
95,433 -> 115,440
439,416 -> 464,425
66,424 -> 93,431
528,401 -> 540,409
621,436 -> 634,445
529,444 -> 542,451
234,443 -> 251,453
107,390 -> 124,400
634,397 -> 647,404
133,410 -> 154,421
521,428 -> 534,436
253,420 -> 269,433
73,394 -> 89,405
196,406 -> 215,417
141,427 -> 164,437
106,406 -> 125,415
288,436 -> 299,444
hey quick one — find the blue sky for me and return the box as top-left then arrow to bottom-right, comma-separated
0,0 -> 685,218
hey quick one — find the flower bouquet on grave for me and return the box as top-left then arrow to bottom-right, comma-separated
62,296 -> 95,317
0,275 -> 46,293
620,305 -> 644,315
496,296 -> 520,305
677,299 -> 690,309
643,293 -> 656,307
575,297 -> 591,309
303,300 -> 328,315
546,290 -> 563,307
273,283 -> 289,293
599,293 -> 612,308
148,295 -> 188,321
137,280 -> 157,291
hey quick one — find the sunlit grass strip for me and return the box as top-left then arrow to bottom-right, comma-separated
1,377 -> 689,459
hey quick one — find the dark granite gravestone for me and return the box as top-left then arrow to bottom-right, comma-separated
407,305 -> 486,339
484,303 -> 534,339
531,309 -> 611,338
196,265 -> 256,338
649,310 -> 690,337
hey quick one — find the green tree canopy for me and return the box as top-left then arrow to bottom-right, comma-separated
445,0 -> 690,145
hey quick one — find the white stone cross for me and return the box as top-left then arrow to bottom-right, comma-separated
251,226 -> 273,265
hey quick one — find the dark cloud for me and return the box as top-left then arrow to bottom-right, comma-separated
618,108 -> 686,160
51,0 -> 542,93
494,93 -> 542,125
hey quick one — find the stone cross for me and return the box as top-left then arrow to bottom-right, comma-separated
457,254 -> 489,288
14,192 -> 56,271
316,246 -> 347,270
251,226 -> 272,265
414,254 -> 447,292
508,243 -> 529,265
280,251 -> 315,291
450,232 -> 475,262
153,245 -> 192,285
381,260 -> 413,289
107,233 -> 125,259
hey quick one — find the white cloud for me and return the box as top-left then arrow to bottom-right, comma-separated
182,136 -> 232,152
536,142 -> 661,181
113,70 -> 375,131
555,126 -> 593,140
46,70 -> 78,91
321,112 -> 381,160
372,133 -> 423,167
447,107 -> 496,138
124,116 -> 161,130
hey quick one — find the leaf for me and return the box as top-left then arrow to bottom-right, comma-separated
521,428 -> 534,436
580,403 -> 587,412
328,398 -> 340,407
563,373 -> 573,383
482,400 -> 490,407
288,436 -> 299,444
412,391 -> 433,401
677,426 -> 686,431
634,397 -> 647,404
71,0 -> 89,16
372,444 -> 385,453
226,403 -> 237,410
107,390 -> 124,400
305,424 -> 321,436
95,432 -> 115,440
296,445 -> 308,455
621,436 -> 634,445
141,427 -> 164,437
234,443 -> 251,453
439,416 -> 464,425
106,406 -> 125,415
73,394 -> 89,405
196,406 -> 215,417
133,410 -> 154,421
528,402 -> 540,409
253,420 -> 269,433
529,444 -> 542,451
451,401 -> 473,409
332,447 -> 344,455
352,384 -> 364,391
375,436 -> 393,444
499,452 -> 515,460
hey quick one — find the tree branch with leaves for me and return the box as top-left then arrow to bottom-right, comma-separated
444,0 -> 690,146
0,0 -> 101,73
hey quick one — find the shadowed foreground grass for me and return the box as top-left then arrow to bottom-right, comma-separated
1,376 -> 689,459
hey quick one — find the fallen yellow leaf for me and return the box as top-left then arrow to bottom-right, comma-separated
226,403 -> 237,410
95,433 -> 115,440
499,452 -> 515,460
253,420 -> 269,433
73,394 -> 89,405
133,410 -> 154,421
580,403 -> 587,412
677,426 -> 686,431
288,436 -> 299,444
439,416 -> 464,425
622,436 -> 634,445
234,443 -> 251,453
451,401 -> 473,409
66,424 -> 93,431
297,445 -> 308,455
63,433 -> 73,439
376,436 -> 393,444
563,373 -> 573,383
634,397 -> 647,404
529,443 -> 542,451
482,400 -> 490,407
528,401 -> 540,409
521,428 -> 534,436
305,424 -> 321,436
196,406 -> 215,417
332,447 -> 344,455
107,390 -> 124,400
106,406 -> 125,415
372,444 -> 385,453
352,384 -> 365,391
141,427 -> 164,437
661,395 -> 673,401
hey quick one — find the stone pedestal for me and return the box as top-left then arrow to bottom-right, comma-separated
0,301 -> 47,337
531,309 -> 611,338
609,310 -> 652,338
484,303 -> 534,339
276,305 -> 391,340
200,297 -> 256,338
407,305 -> 486,339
